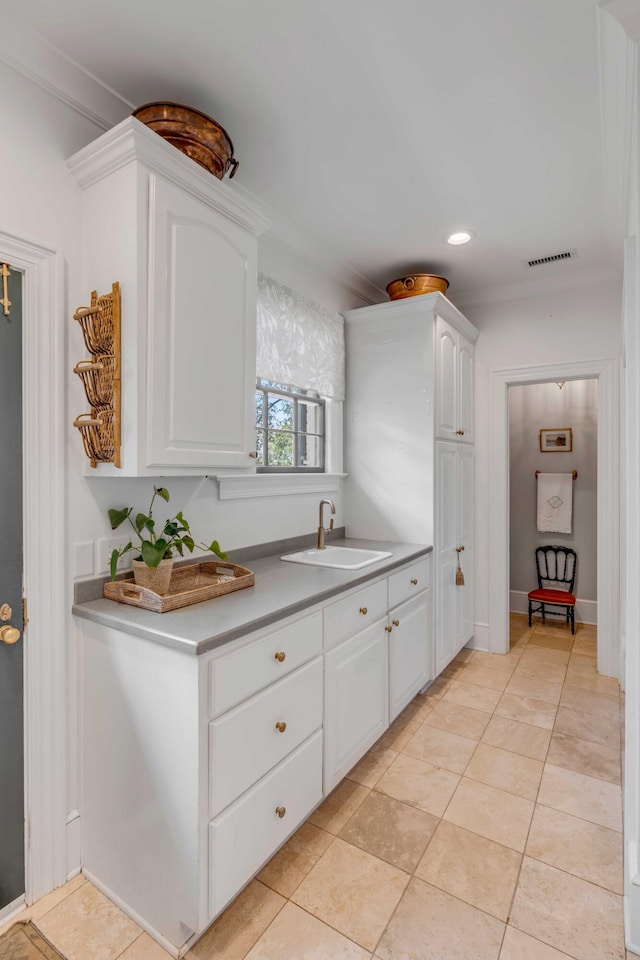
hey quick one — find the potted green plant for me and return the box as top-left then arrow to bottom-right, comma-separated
108,485 -> 227,594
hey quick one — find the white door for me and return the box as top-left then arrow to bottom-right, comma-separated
458,445 -> 475,646
0,265 -> 24,912
435,442 -> 459,672
324,619 -> 388,792
389,593 -> 431,721
146,175 -> 257,469
457,333 -> 474,443
435,317 -> 457,441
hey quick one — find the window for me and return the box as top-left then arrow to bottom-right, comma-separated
256,379 -> 325,472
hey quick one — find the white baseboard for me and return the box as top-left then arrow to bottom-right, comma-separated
625,891 -> 640,956
510,589 -> 597,625
0,894 -> 25,924
66,810 -> 81,881
469,624 -> 490,652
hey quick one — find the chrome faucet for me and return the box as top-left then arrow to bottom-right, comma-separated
317,499 -> 335,550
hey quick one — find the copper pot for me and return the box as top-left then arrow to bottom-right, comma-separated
386,274 -> 449,300
132,102 -> 239,180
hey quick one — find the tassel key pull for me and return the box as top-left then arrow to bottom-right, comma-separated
455,546 -> 465,587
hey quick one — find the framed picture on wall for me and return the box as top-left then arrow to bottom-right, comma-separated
540,427 -> 572,452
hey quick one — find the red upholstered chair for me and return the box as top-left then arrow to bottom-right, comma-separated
527,545 -> 577,634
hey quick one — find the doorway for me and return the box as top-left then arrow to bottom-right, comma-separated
0,266 -> 25,915
488,358 -> 620,679
508,379 -> 598,635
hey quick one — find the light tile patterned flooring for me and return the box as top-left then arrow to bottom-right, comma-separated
2,614 -> 636,960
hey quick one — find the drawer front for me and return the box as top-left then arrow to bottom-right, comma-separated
209,611 -> 322,717
209,656 -> 323,817
209,730 -> 323,918
388,557 -> 431,609
323,580 -> 387,649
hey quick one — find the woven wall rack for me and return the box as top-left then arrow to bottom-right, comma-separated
73,282 -> 121,467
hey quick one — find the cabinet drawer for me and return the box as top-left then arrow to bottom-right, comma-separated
209,731 -> 323,918
388,557 -> 431,609
323,580 -> 387,649
209,611 -> 322,717
209,656 -> 322,817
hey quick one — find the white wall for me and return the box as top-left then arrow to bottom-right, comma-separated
0,60 -> 371,880
509,379 -> 598,610
466,280 -> 622,633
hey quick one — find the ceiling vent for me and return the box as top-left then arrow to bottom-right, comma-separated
522,248 -> 577,269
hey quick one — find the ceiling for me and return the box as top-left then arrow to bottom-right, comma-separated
11,0 -> 623,305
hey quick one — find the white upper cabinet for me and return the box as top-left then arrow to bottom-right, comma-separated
68,117 -> 270,475
435,315 -> 475,443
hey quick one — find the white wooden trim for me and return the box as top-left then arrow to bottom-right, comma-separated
0,894 -> 26,926
489,358 -> 621,678
0,230 -> 67,904
469,623 -> 490,652
214,473 -> 346,501
509,589 -> 597,625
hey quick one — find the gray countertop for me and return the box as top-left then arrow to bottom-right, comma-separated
72,538 -> 432,656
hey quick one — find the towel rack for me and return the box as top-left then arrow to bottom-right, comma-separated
535,470 -> 577,480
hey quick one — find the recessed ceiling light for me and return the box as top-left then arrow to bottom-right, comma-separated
447,230 -> 475,245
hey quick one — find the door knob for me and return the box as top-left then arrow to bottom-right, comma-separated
0,625 -> 20,644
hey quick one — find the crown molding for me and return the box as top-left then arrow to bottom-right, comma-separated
0,13 -> 132,131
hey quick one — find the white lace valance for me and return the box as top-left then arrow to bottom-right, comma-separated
256,274 -> 345,401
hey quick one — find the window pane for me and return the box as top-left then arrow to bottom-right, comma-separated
297,398 -> 323,435
267,431 -> 294,467
255,430 -> 265,466
297,434 -> 323,468
255,392 -> 264,428
267,395 -> 294,431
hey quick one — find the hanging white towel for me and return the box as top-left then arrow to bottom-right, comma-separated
537,473 -> 573,533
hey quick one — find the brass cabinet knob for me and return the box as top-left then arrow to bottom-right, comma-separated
274,651 -> 286,662
248,450 -> 258,458
275,721 -> 287,733
411,579 -> 418,585
392,619 -> 400,627
0,625 -> 20,644
456,546 -> 465,553
456,429 -> 465,435
275,806 -> 286,819
359,607 -> 368,615
385,625 -> 393,633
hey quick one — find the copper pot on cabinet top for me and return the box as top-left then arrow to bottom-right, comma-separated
132,101 -> 239,180
386,274 -> 449,300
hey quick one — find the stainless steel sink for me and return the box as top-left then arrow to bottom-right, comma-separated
280,546 -> 392,570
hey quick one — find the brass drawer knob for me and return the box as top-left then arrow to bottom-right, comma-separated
385,625 -> 393,633
411,579 -> 418,585
274,651 -> 286,662
359,607 -> 368,615
456,429 -> 465,435
393,619 -> 400,627
275,806 -> 286,819
275,721 -> 287,733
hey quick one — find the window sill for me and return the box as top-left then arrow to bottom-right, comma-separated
214,473 -> 347,501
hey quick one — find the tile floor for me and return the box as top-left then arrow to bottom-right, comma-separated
2,614 -> 636,960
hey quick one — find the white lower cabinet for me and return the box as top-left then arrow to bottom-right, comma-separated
324,618 -> 389,792
209,731 -> 323,916
389,592 -> 432,722
78,553 -> 433,956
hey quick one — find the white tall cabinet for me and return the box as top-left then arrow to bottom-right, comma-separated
344,294 -> 478,674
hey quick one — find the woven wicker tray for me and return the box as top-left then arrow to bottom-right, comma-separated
103,561 -> 254,613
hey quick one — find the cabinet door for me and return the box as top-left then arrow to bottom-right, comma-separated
324,619 -> 388,792
457,333 -> 474,443
389,593 -> 432,722
435,442 -> 460,673
458,445 -> 474,647
435,316 -> 458,441
146,175 -> 257,468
